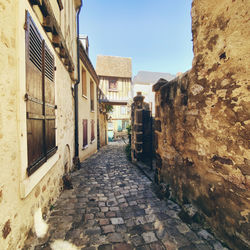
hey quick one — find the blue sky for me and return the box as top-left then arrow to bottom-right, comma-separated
79,0 -> 193,76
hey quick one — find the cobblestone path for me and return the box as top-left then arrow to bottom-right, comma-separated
26,144 -> 228,250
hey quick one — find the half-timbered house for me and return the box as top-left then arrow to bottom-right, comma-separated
96,55 -> 132,141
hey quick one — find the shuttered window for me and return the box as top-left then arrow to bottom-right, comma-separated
90,80 -> 94,111
82,68 -> 87,97
25,12 -> 57,176
83,119 -> 88,147
91,119 -> 95,142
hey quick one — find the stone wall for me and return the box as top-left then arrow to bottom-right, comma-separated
153,0 -> 250,249
131,92 -> 151,163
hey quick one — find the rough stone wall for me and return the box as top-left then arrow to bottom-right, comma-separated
0,1 -> 76,249
154,1 -> 250,249
131,92 -> 150,162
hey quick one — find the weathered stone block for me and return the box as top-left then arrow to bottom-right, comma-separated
135,144 -> 142,152
155,154 -> 162,169
133,124 -> 143,132
135,133 -> 143,143
154,120 -> 161,132
135,110 -> 143,124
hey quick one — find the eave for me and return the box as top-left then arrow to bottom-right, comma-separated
79,44 -> 99,85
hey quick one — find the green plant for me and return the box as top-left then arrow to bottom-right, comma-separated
126,124 -> 131,135
125,144 -> 132,161
106,104 -> 113,113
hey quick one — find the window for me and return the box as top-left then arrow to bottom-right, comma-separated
25,12 -> 57,176
122,120 -> 129,131
90,80 -> 94,111
82,119 -> 88,148
91,119 -> 95,142
82,68 -> 87,97
108,122 -> 114,130
117,120 -> 123,132
108,79 -> 118,91
120,106 -> 126,115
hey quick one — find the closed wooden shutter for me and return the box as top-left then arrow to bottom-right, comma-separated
91,119 -> 95,141
44,44 -> 56,155
83,119 -> 88,147
25,12 -> 57,176
82,68 -> 87,96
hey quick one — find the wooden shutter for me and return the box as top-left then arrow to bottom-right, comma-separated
26,13 -> 45,173
44,44 -> 56,155
25,12 -> 57,176
82,68 -> 87,96
83,119 -> 88,147
91,119 -> 95,141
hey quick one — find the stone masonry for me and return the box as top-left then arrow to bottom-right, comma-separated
24,143 -> 228,249
131,92 -> 151,162
152,1 -> 250,249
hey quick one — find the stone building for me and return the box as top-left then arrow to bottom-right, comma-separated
153,0 -> 250,249
132,71 -> 175,116
78,36 -> 99,161
96,55 -> 132,141
0,0 -> 81,248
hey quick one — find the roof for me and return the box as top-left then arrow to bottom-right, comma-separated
79,43 -> 99,85
133,71 -> 175,85
96,55 -> 132,78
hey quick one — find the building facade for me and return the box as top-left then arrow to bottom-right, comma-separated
132,71 -> 175,116
78,37 -> 99,161
0,0 -> 81,248
96,55 -> 132,141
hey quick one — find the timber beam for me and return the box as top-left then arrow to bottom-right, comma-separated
28,0 -> 75,80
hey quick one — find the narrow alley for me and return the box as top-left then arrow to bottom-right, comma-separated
25,143 -> 227,250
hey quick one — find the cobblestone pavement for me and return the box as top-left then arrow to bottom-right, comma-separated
25,143 -> 228,250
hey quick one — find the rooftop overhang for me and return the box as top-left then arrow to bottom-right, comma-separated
99,99 -> 128,106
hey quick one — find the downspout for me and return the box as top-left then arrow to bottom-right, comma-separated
74,2 -> 82,168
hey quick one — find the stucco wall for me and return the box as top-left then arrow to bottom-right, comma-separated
78,61 -> 98,162
99,112 -> 108,148
154,1 -> 250,249
0,1 -> 76,249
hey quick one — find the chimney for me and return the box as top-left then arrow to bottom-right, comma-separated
79,35 -> 89,56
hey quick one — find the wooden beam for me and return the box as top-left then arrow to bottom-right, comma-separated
42,16 -> 53,32
30,0 -> 76,79
57,0 -> 64,10
68,62 -> 75,72
59,47 -> 66,58
64,58 -> 69,66
52,35 -> 61,47
30,0 -> 42,6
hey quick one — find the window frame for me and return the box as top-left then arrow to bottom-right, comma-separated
120,106 -> 126,115
108,78 -> 118,92
82,67 -> 87,98
91,119 -> 95,142
90,80 -> 95,112
25,12 -> 57,176
82,119 -> 88,149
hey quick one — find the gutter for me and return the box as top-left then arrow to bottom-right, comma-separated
74,2 -> 82,167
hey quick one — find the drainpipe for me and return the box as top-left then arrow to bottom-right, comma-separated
74,2 -> 82,168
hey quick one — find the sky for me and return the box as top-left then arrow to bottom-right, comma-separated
79,0 -> 193,77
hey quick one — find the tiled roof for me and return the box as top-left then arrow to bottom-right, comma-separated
96,55 -> 132,78
133,71 -> 175,85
